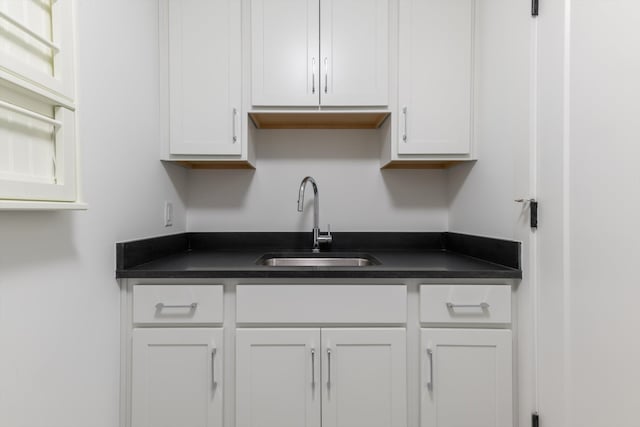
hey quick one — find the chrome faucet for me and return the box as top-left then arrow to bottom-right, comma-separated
297,176 -> 332,252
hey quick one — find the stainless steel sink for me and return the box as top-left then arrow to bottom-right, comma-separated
257,253 -> 380,267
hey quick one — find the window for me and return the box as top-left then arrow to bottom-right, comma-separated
0,0 -> 83,209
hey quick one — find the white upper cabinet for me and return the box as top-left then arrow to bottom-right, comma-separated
397,0 -> 476,156
319,0 -> 389,106
160,0 -> 243,158
251,0 -> 389,107
251,0 -> 319,106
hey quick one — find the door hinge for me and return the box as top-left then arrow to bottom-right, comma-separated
515,198 -> 538,229
532,412 -> 540,427
532,0 -> 539,16
530,199 -> 538,229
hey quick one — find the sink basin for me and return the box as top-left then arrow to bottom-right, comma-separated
257,253 -> 381,267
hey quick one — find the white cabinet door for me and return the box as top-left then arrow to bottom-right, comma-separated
164,0 -> 241,155
322,328 -> 406,427
319,0 -> 389,106
131,328 -> 223,427
397,0 -> 476,155
421,328 -> 512,427
251,0 -> 388,107
236,328 -> 321,427
251,0 -> 320,106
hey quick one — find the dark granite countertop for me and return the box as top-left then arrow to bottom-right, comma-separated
116,232 -> 521,279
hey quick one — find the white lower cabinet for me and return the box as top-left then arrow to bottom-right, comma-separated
237,328 -> 407,427
322,328 -> 407,427
131,328 -> 224,427
420,328 -> 512,427
236,328 -> 320,427
123,281 -> 516,427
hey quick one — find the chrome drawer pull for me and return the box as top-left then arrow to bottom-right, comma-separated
446,302 -> 490,310
155,302 -> 198,309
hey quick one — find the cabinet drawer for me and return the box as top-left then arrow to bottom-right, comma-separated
236,285 -> 406,324
420,285 -> 511,324
133,285 -> 223,325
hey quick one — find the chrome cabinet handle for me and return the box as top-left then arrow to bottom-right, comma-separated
324,57 -> 328,94
402,106 -> 408,142
445,302 -> 490,310
232,108 -> 238,143
327,348 -> 332,388
155,302 -> 198,309
211,347 -> 217,386
426,348 -> 433,389
312,58 -> 316,94
311,348 -> 316,387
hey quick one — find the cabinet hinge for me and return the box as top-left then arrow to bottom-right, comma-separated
532,0 -> 539,16
532,412 -> 540,427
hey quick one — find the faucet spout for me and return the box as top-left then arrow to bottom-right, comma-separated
298,176 -> 319,230
297,176 -> 332,252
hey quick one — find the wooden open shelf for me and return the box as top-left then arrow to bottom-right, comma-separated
175,161 -> 255,170
381,160 -> 468,169
249,111 -> 390,129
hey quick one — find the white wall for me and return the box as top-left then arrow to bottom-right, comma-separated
187,129 -> 449,231
446,1 -> 535,426
447,0 -> 532,240
0,2 -> 187,427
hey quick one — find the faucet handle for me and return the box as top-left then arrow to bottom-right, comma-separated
317,224 -> 333,247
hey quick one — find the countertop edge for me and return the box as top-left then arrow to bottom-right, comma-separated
115,269 -> 522,280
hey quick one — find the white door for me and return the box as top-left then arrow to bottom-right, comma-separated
236,328 -> 321,427
534,1 -> 640,426
319,0 -> 389,106
131,328 -> 223,427
322,328 -> 406,427
251,0 -> 320,106
164,0 -> 242,155
397,0 -> 475,155
420,328 -> 512,427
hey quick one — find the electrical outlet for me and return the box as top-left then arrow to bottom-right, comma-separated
164,201 -> 173,227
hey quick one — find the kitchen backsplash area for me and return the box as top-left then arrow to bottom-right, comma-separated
186,129 -> 449,231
